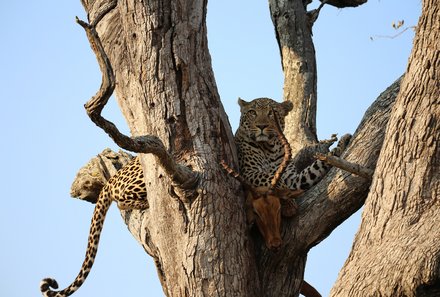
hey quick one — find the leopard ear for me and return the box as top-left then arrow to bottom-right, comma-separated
238,97 -> 251,112
238,97 -> 249,108
281,101 -> 293,113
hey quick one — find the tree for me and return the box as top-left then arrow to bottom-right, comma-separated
330,0 -> 440,295
70,0 -> 438,296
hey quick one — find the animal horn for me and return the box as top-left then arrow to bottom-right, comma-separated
269,107 -> 292,190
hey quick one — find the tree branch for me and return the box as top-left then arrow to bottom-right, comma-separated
298,76 -> 403,249
269,0 -> 319,153
315,153 -> 374,179
306,0 -> 328,28
319,0 -> 367,8
76,17 -> 199,189
256,76 -> 402,295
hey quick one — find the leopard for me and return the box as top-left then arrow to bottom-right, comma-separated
235,97 -> 349,192
40,157 -> 149,297
235,97 -> 350,297
40,97 -> 347,297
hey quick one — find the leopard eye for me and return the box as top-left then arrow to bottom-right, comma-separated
268,110 -> 274,118
247,110 -> 257,118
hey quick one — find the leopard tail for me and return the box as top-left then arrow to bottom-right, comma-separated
40,188 -> 112,297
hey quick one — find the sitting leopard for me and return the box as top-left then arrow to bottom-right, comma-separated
235,97 -> 350,297
235,97 -> 350,195
40,157 -> 149,297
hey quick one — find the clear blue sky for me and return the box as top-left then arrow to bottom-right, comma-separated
0,1 -> 420,296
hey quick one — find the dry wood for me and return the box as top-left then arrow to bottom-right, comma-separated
268,0 -> 319,153
255,76 -> 401,295
331,0 -> 440,295
70,0 -> 435,296
79,1 -> 256,296
319,0 -> 366,8
315,153 -> 374,179
76,16 -> 198,190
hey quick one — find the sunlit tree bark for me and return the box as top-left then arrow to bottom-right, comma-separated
331,0 -> 439,296
72,0 -> 436,296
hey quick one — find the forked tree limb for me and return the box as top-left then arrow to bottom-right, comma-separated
76,17 -> 199,189
256,76 -> 402,294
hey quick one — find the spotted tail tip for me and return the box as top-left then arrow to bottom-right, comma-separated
40,278 -> 59,294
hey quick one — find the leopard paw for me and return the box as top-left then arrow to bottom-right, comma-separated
331,133 -> 352,157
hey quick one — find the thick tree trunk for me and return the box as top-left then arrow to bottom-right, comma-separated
80,0 -> 259,296
330,0 -> 440,296
75,0 -> 436,297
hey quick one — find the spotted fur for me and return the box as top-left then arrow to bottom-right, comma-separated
40,157 -> 148,297
235,97 -> 347,191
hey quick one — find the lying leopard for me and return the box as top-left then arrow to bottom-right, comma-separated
40,157 -> 149,297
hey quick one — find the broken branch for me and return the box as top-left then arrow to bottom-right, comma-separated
315,153 -> 374,179
319,0 -> 367,8
76,17 -> 199,189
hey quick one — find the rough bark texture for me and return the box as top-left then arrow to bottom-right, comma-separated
254,77 -> 401,296
80,0 -> 258,296
269,0 -> 319,153
73,67 -> 401,296
72,0 -> 436,296
330,0 -> 440,296
320,0 -> 367,8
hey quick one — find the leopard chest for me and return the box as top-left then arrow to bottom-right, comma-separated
237,140 -> 285,177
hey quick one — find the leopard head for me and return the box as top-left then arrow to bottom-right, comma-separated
237,97 -> 293,143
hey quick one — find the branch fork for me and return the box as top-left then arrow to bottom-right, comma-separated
76,16 -> 199,190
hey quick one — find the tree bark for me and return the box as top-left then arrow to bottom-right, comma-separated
269,0 -> 319,153
330,0 -> 440,296
79,0 -> 259,296
254,77 -> 401,296
73,0 -> 436,297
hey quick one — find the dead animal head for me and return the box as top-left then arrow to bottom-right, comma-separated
248,187 -> 302,250
251,191 -> 282,250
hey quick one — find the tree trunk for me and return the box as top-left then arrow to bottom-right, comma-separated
80,0 -> 259,296
74,0 -> 436,297
268,0 -> 319,153
330,0 -> 440,296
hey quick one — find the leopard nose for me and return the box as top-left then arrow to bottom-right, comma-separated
256,124 -> 268,131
